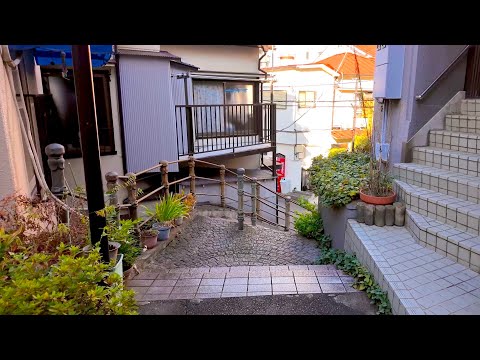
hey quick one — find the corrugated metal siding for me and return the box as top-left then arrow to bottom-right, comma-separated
119,55 -> 178,173
170,64 -> 193,156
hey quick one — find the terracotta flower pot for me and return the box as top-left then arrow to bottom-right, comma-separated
359,190 -> 396,205
141,233 -> 158,249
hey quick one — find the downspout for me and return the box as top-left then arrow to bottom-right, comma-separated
113,45 -> 128,174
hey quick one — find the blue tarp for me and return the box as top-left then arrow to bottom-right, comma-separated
8,45 -> 113,67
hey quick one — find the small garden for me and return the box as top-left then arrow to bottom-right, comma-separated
292,130 -> 394,315
0,187 -> 196,315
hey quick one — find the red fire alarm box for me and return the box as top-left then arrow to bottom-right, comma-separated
276,155 -> 286,192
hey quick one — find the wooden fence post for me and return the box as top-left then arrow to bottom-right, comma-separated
160,161 -> 169,197
125,172 -> 138,221
237,168 -> 245,230
188,155 -> 196,195
220,165 -> 226,207
105,171 -> 120,223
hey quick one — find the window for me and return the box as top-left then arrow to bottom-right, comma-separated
262,90 -> 287,110
40,68 -> 115,158
298,91 -> 316,108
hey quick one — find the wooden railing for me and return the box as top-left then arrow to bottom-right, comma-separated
103,156 -> 300,232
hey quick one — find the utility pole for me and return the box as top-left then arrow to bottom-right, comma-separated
352,76 -> 358,152
72,45 -> 109,263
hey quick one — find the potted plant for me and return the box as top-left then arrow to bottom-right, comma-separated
144,193 -> 188,241
140,228 -> 159,249
359,158 -> 396,205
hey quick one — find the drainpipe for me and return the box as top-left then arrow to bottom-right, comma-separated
258,45 -> 268,77
113,45 -> 128,174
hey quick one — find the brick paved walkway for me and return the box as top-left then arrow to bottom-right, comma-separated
127,265 -> 360,303
146,215 -> 320,269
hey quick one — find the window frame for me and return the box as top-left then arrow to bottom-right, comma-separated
40,67 -> 116,158
262,89 -> 288,110
298,90 -> 316,108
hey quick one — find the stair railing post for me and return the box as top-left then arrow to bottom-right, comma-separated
251,177 -> 257,226
188,155 -> 196,195
285,195 -> 291,231
125,172 -> 138,222
256,182 -> 261,218
237,168 -> 245,230
105,171 -> 120,224
160,161 -> 169,197
220,165 -> 226,207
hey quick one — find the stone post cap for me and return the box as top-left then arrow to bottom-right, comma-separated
45,143 -> 65,156
105,171 -> 119,181
237,168 -> 245,175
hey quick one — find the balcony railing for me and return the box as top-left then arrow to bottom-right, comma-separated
175,103 -> 276,157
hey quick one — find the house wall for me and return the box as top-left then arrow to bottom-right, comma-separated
118,55 -> 179,174
161,45 -> 261,74
0,55 -> 31,198
375,45 -> 467,164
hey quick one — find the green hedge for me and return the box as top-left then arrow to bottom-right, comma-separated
309,152 -> 370,208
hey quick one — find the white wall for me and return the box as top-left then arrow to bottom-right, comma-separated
267,66 -> 372,190
64,65 -> 124,193
161,45 -> 261,74
0,57 -> 32,198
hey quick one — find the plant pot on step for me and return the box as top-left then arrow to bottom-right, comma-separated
359,189 -> 396,205
109,253 -> 124,278
140,229 -> 158,249
82,241 -> 120,262
108,241 -> 121,262
174,216 -> 184,226
152,223 -> 171,241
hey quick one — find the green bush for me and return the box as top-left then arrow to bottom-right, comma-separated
328,147 -> 347,158
353,134 -> 371,153
294,211 -> 323,240
308,152 -> 370,208
317,247 -> 391,315
0,239 -> 138,315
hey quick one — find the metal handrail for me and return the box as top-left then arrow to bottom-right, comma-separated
416,45 -> 470,101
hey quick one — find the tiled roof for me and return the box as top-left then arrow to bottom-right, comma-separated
354,45 -> 376,57
316,53 -> 375,79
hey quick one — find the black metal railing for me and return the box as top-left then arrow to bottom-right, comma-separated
175,103 -> 275,156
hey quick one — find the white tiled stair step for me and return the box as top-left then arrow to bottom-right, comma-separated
345,219 -> 480,315
412,146 -> 480,176
446,114 -> 480,134
394,179 -> 480,237
405,209 -> 480,273
461,99 -> 480,116
392,163 -> 480,203
429,130 -> 480,154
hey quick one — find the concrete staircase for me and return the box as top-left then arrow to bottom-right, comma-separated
345,98 -> 480,315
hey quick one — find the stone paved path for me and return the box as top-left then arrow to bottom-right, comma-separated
146,215 -> 320,269
127,265 -> 360,303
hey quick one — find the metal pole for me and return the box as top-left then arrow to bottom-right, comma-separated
71,45 -> 108,263
285,196 -> 291,231
237,168 -> 245,230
